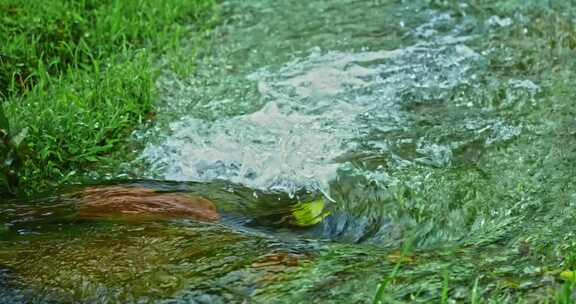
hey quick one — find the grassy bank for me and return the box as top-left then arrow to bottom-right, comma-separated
0,0 -> 217,195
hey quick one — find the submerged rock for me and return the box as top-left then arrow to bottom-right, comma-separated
0,221 -> 320,303
79,186 -> 219,222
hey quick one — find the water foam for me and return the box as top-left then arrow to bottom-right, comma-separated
141,35 -> 482,194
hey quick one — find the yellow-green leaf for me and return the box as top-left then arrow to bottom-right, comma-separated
291,198 -> 330,227
560,270 -> 576,282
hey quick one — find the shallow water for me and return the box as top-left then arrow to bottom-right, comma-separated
140,0 -> 531,243
142,2 -> 486,193
3,0 -> 576,302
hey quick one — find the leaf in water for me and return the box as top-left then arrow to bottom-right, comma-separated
291,198 -> 330,227
560,270 -> 576,282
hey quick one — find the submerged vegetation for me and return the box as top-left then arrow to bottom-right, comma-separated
1,0 -> 576,303
0,0 -> 217,194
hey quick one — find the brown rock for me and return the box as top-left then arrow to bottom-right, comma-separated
79,186 -> 219,222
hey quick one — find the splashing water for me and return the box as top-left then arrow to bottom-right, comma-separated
141,32 -> 487,195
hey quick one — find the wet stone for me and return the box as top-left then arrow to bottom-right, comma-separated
79,186 -> 219,222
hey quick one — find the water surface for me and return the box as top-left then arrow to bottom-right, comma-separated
3,0 -> 576,302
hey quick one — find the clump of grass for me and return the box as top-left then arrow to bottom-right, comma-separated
0,0 -> 218,194
0,0 -> 217,96
5,52 -> 154,192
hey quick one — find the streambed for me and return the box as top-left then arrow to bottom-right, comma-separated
2,0 -> 576,302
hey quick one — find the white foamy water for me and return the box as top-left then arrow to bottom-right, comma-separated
141,34 -> 483,193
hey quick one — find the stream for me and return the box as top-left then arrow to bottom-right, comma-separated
2,0 -> 576,302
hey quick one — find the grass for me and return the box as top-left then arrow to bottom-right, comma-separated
440,270 -> 449,304
373,236 -> 415,304
369,246 -> 576,303
0,0 -> 218,195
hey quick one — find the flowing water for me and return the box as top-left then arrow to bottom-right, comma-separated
2,0 -> 576,302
